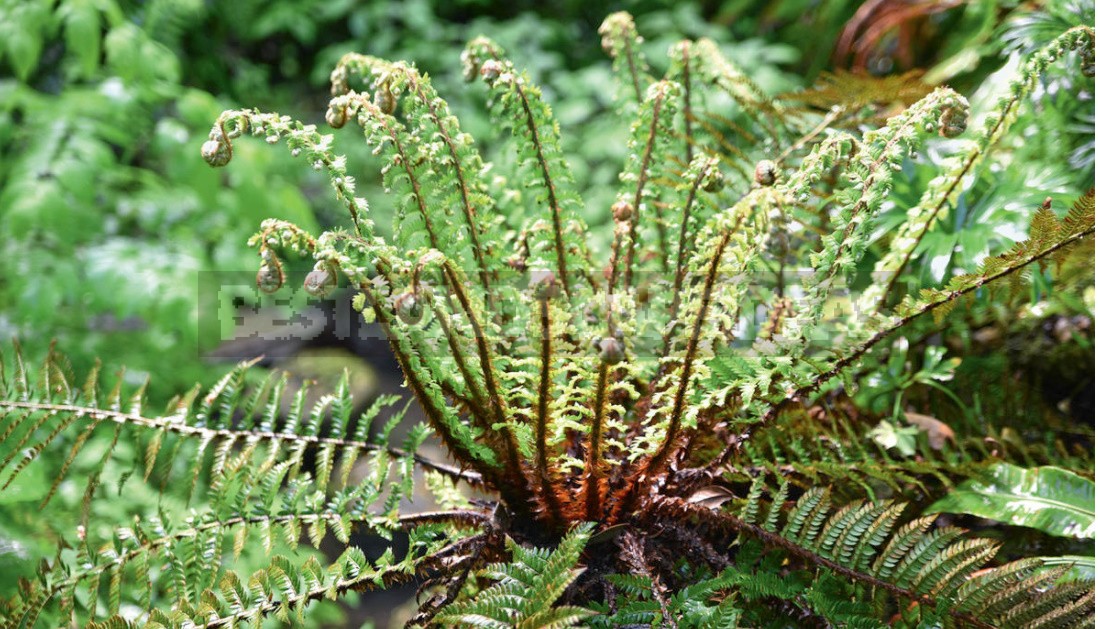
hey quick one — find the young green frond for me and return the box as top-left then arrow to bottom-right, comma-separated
598,11 -> 653,106
433,523 -> 596,629
463,37 -> 594,302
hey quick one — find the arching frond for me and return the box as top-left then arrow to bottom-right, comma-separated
649,487 -> 1095,628
0,346 -> 487,625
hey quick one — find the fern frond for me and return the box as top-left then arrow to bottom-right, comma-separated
641,188 -> 778,476
712,402 -> 1079,503
799,86 -> 970,326
330,55 -> 510,310
0,345 -> 498,623
433,523 -> 596,629
608,79 -> 681,293
0,351 -> 474,501
462,37 -> 594,301
650,490 -> 1095,628
598,12 -> 653,106
862,26 -> 1096,309
783,69 -> 934,112
203,109 -> 371,237
690,38 -> 788,142
5,507 -> 486,625
723,187 -> 1094,450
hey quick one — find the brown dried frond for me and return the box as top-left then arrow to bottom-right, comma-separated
781,69 -> 933,112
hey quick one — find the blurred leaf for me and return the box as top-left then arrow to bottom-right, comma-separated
1,0 -> 50,81
868,420 -> 920,457
104,23 -> 180,84
60,0 -> 101,77
902,412 -> 955,450
0,461 -> 48,504
912,346 -> 960,383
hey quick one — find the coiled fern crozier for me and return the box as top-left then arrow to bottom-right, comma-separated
1,12 -> 1095,628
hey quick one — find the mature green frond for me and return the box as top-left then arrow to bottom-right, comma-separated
0,345 -> 490,624
650,488 -> 1095,628
0,347 -> 468,502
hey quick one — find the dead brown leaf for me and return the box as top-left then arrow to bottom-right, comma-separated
687,485 -> 736,509
903,411 -> 955,450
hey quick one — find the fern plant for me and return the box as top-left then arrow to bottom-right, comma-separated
1,11 -> 1094,628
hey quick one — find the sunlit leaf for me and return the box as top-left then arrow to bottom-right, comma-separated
927,463 -> 1095,539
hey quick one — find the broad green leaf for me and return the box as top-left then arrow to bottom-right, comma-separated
927,463 -> 1095,539
1,1 -> 52,81
868,419 -> 920,457
4,23 -> 44,82
61,0 -> 102,78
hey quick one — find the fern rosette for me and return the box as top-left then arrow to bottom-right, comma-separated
1,11 -> 1094,629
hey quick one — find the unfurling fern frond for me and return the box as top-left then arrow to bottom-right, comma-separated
433,523 -> 596,629
462,36 -> 594,302
598,12 -> 654,107
862,26 -> 1096,310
